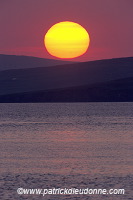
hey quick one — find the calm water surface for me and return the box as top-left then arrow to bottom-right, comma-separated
0,103 -> 133,199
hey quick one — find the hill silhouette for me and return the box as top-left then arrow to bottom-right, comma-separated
0,54 -> 72,71
0,55 -> 133,102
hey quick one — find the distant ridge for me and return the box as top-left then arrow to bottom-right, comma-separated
0,56 -> 133,102
0,54 -> 73,71
1,77 -> 133,102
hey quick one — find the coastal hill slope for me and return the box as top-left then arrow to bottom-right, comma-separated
0,56 -> 133,102
0,54 -> 72,71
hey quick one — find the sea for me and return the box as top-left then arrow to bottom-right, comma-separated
0,103 -> 133,199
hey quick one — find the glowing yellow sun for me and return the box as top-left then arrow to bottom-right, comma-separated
44,21 -> 90,59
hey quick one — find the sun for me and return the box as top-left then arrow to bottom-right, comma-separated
44,21 -> 90,59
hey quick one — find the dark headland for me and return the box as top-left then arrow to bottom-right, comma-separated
0,55 -> 133,102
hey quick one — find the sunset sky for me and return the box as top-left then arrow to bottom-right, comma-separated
0,0 -> 133,61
